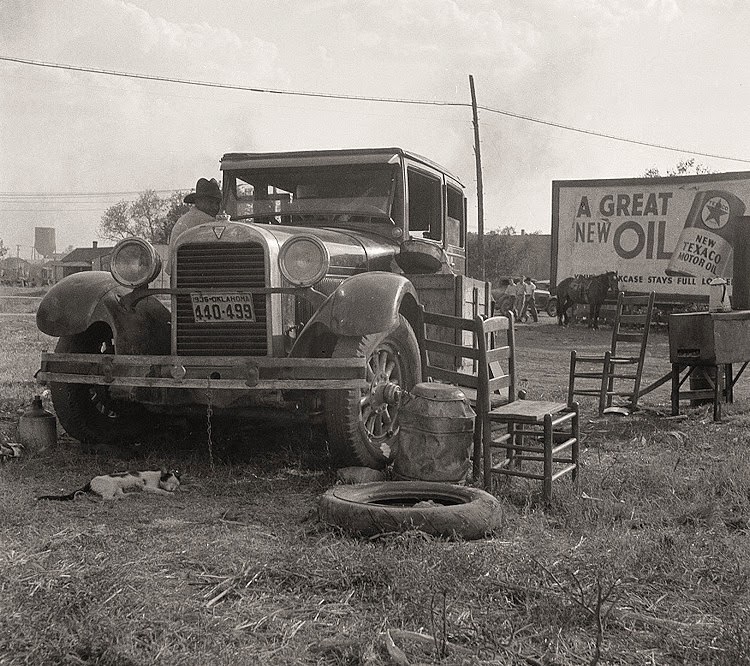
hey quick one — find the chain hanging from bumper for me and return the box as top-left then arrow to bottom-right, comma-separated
206,378 -> 215,472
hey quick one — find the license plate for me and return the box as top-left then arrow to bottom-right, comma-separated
190,293 -> 255,323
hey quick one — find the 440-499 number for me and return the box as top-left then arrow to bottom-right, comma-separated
190,293 -> 255,323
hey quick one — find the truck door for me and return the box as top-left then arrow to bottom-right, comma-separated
445,182 -> 466,275
405,166 -> 467,275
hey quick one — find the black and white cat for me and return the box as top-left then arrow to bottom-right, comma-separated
37,469 -> 181,501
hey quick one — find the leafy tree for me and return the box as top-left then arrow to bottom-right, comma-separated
0,240 -> 7,258
467,226 -> 544,284
99,190 -> 188,244
468,229 -> 527,284
163,191 -> 190,233
642,158 -> 715,178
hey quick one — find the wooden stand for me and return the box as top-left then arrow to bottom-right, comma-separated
668,310 -> 750,421
670,363 -> 735,421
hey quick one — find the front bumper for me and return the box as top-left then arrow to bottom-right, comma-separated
37,353 -> 367,391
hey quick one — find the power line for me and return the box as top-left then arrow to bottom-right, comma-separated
0,189 -> 183,197
0,55 -> 465,107
2,54 -> 749,165
479,107 -> 750,163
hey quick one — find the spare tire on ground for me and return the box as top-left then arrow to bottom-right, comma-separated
319,481 -> 502,540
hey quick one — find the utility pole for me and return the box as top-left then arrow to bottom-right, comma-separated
469,75 -> 485,282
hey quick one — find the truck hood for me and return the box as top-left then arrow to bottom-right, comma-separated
171,220 -> 401,273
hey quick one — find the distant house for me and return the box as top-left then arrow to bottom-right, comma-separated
49,241 -> 114,282
46,241 -> 170,286
0,257 -> 32,285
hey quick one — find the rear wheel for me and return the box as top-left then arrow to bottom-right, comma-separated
546,298 -> 558,318
325,316 -> 421,469
50,325 -> 148,452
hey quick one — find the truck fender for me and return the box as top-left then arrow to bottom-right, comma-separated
36,271 -> 170,355
296,272 -> 419,347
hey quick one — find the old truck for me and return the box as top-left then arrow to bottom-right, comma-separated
552,171 -> 750,306
36,147 -> 490,468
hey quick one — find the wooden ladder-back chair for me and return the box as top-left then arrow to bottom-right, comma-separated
478,314 -> 579,504
416,306 -> 580,502
568,291 -> 656,415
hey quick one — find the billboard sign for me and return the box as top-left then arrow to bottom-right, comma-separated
552,171 -> 750,300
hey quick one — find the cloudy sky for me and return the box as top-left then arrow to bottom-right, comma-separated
2,0 -> 749,256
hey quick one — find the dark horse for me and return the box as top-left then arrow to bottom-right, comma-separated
556,271 -> 619,329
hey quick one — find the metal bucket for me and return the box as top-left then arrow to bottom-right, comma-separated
18,395 -> 57,454
393,382 -> 475,483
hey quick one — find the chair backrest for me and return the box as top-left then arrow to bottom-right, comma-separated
609,291 -> 656,357
416,305 -> 515,411
475,314 -> 515,413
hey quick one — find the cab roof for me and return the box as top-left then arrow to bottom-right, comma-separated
219,147 -> 463,186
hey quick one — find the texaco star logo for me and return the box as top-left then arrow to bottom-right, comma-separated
701,196 -> 730,230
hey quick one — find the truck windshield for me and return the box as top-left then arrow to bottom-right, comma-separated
226,165 -> 395,223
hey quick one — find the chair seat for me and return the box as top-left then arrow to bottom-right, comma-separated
488,400 -> 569,422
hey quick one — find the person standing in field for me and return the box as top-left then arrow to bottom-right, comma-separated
503,278 -> 518,319
521,276 -> 539,322
516,276 -> 528,320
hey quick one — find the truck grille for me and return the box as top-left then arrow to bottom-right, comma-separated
175,243 -> 267,356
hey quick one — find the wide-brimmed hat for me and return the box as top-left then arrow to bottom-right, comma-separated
184,178 -> 221,204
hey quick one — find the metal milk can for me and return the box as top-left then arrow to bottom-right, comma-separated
393,382 -> 476,483
18,395 -> 57,453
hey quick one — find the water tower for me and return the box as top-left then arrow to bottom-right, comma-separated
34,227 -> 56,258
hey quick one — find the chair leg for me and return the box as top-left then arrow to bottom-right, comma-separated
482,415 -> 493,492
508,422 -> 519,468
567,350 -> 577,406
472,417 -> 482,483
598,351 -> 611,415
543,413 -> 553,504
571,402 -> 580,483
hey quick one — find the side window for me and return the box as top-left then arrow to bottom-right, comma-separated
407,168 -> 442,241
446,184 -> 464,248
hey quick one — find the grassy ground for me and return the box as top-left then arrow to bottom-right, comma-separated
1,314 -> 750,665
0,288 -> 46,315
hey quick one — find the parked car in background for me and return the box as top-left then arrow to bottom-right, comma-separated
534,280 -> 557,317
492,276 -> 557,320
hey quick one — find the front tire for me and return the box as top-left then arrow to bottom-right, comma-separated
325,315 -> 421,469
546,299 -> 558,318
50,325 -> 148,452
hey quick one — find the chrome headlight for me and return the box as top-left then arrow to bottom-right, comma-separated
279,236 -> 329,287
110,238 -> 162,288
